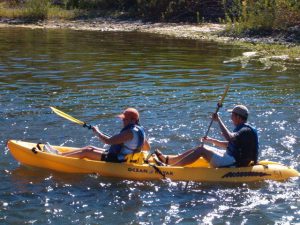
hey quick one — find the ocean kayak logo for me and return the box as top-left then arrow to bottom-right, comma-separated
222,171 -> 271,178
128,167 -> 173,176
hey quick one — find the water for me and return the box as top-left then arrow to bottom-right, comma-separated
0,27 -> 299,224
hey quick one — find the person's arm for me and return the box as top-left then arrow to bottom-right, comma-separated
92,126 -> 133,145
202,136 -> 228,148
213,113 -> 235,141
141,139 -> 151,151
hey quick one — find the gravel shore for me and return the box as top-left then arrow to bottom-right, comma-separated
0,18 -> 225,39
0,18 -> 299,67
0,18 -> 298,44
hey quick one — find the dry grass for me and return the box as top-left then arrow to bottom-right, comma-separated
0,1 -> 77,20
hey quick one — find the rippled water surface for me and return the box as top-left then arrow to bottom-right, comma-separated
0,28 -> 299,224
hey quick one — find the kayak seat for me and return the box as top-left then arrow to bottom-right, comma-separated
124,151 -> 145,165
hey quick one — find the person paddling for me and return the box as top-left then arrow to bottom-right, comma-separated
50,108 -> 151,162
154,105 -> 259,167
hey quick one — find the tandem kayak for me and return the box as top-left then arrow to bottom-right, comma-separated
7,140 -> 300,183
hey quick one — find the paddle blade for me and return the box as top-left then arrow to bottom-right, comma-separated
50,107 -> 85,126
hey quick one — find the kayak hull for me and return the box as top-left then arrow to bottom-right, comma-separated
7,140 -> 300,182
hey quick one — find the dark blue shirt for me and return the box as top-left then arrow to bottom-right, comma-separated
227,123 -> 259,166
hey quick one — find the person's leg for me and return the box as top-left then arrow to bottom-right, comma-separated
155,148 -> 196,165
208,149 -> 236,167
61,146 -> 105,161
158,145 -> 225,166
171,146 -> 210,166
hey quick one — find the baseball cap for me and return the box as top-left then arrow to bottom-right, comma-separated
228,105 -> 249,118
117,108 -> 140,121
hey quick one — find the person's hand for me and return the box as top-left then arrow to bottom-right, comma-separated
92,125 -> 100,134
200,136 -> 214,144
212,112 -> 220,122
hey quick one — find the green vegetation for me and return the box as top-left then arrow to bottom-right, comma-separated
229,40 -> 300,62
0,0 -> 77,20
0,0 -> 299,36
225,0 -> 300,36
256,43 -> 300,60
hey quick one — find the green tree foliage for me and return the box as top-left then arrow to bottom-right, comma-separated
60,0 -> 226,22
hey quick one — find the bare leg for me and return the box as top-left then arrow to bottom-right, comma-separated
161,145 -> 221,166
155,148 -> 196,164
61,146 -> 105,161
169,146 -> 201,166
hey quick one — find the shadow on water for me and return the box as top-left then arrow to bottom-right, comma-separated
11,165 -> 87,184
10,164 -> 275,191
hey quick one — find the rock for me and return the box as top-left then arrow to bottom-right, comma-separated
270,55 -> 289,61
242,52 -> 257,57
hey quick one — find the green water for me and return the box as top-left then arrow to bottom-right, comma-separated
0,27 -> 299,224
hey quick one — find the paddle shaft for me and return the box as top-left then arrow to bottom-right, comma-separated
203,105 -> 221,138
202,79 -> 232,145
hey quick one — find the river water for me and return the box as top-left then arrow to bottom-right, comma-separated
0,27 -> 299,224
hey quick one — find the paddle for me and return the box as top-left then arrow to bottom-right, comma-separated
182,79 -> 233,189
50,107 -> 151,151
50,107 -> 92,129
201,78 -> 233,145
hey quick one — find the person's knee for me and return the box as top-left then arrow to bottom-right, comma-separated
196,145 -> 206,152
82,146 -> 94,152
192,147 -> 204,157
80,151 -> 94,159
199,146 -> 215,161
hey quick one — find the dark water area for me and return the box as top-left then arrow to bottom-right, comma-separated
0,28 -> 299,224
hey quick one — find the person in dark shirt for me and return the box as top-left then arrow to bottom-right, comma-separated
154,105 -> 259,167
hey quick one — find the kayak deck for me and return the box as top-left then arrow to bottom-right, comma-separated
7,140 -> 300,182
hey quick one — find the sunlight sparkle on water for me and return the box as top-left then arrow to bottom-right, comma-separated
281,135 -> 296,151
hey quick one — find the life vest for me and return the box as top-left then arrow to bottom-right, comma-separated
227,123 -> 259,167
107,124 -> 146,161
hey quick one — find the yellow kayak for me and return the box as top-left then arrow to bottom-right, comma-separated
7,140 -> 300,182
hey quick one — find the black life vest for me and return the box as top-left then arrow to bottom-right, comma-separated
227,123 -> 259,167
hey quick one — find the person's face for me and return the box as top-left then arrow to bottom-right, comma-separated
231,112 -> 241,126
122,117 -> 136,127
122,117 -> 130,127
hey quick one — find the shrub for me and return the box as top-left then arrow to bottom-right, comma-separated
25,0 -> 50,20
226,0 -> 300,35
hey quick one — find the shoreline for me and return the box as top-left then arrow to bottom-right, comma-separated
1,18 -> 299,64
0,18 -> 296,44
0,18 -> 225,37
